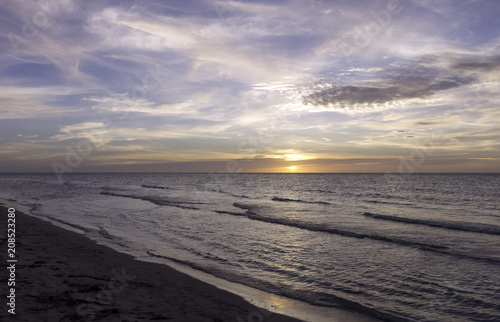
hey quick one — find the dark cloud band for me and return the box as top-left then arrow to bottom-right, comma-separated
301,54 -> 497,108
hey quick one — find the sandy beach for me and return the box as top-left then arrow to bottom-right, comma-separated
0,205 -> 305,322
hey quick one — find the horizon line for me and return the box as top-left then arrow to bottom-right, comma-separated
1,172 -> 499,175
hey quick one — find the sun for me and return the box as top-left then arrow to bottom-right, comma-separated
289,166 -> 297,171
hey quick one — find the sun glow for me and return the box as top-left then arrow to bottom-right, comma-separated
289,166 -> 297,171
284,154 -> 305,161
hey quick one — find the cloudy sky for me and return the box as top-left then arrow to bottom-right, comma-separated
1,0 -> 499,173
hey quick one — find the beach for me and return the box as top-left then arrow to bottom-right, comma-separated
1,172 -> 499,321
0,205 -> 305,322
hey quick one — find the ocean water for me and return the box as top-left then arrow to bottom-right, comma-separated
1,173 -> 499,321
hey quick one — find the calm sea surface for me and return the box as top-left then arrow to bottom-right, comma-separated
1,173 -> 499,321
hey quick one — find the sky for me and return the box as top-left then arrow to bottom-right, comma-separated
1,0 -> 499,173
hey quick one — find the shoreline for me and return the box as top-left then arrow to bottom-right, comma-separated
0,204 -> 380,321
1,205 -> 302,321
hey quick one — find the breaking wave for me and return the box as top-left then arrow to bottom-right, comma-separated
271,196 -> 331,205
363,212 -> 500,235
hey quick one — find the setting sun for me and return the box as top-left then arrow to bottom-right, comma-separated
289,166 -> 297,171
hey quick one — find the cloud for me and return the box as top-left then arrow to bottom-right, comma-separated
302,74 -> 474,109
409,0 -> 478,15
449,54 -> 500,72
301,54 -> 492,110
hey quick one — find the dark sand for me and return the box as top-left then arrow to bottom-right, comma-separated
0,205 -> 304,321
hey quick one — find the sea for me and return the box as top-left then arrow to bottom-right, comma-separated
1,173 -> 499,321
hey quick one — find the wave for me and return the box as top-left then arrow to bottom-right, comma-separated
42,215 -> 92,233
141,184 -> 171,190
271,196 -> 331,205
214,210 -> 246,216
97,227 -> 114,239
205,188 -> 251,199
100,192 -> 200,210
147,250 -> 191,265
233,203 -> 446,249
363,199 -> 414,206
315,189 -> 334,194
230,193 -> 250,199
100,186 -> 130,192
34,213 -> 131,248
231,203 -> 500,264
363,212 -> 500,236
